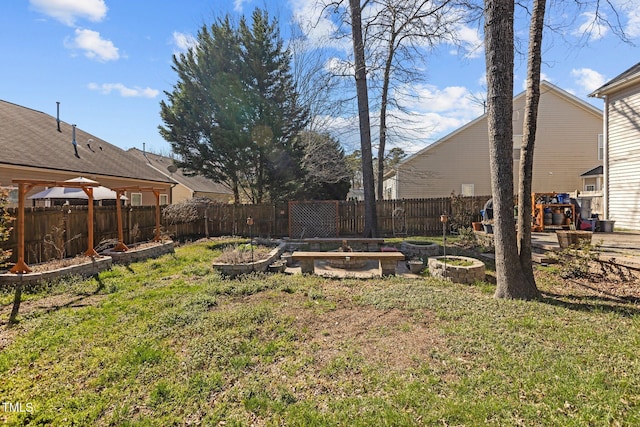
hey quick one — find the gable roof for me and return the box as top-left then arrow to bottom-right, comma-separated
386,81 -> 602,178
0,100 -> 172,184
589,62 -> 640,98
127,148 -> 232,194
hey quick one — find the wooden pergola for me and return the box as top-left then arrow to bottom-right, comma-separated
110,187 -> 165,252
10,179 -> 101,274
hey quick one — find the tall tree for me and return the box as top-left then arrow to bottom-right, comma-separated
297,131 -> 352,200
239,10 -> 309,203
516,0 -> 546,296
485,0 -> 536,299
349,0 -> 378,236
367,0 -> 459,199
160,18 -> 247,203
160,10 -> 308,204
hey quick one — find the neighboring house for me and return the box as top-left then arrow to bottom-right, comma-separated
127,148 -> 233,203
0,100 -> 173,206
577,165 -> 604,218
383,81 -> 603,201
589,62 -> 640,230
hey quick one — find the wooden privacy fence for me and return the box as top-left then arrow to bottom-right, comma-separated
1,196 -> 489,265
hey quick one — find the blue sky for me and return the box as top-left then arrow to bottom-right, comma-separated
1,0 -> 639,156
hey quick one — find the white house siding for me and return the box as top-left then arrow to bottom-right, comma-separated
390,83 -> 602,199
607,85 -> 640,229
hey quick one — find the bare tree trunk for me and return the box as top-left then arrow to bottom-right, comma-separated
517,0 -> 546,296
485,0 -> 536,300
349,0 -> 378,237
376,35 -> 395,201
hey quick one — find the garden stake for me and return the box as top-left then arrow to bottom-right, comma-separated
441,214 -> 449,280
247,217 -> 254,271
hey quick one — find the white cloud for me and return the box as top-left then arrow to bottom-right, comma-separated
234,0 -> 250,13
571,68 -> 606,93
574,12 -> 609,41
30,0 -> 107,26
325,57 -> 352,75
65,28 -> 119,61
320,84 -> 486,155
290,0 -> 352,52
612,0 -> 640,38
451,24 -> 484,59
88,82 -> 159,98
401,84 -> 484,115
172,31 -> 197,53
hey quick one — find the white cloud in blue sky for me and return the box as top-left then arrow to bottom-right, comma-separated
234,0 -> 251,13
64,28 -> 120,61
571,68 -> 606,93
172,31 -> 198,53
574,12 -> 610,41
87,82 -> 159,98
29,0 -> 107,26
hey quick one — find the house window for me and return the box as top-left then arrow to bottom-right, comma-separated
461,184 -> 474,197
7,188 -> 18,204
131,193 -> 143,206
598,134 -> 604,160
513,148 -> 521,161
585,184 -> 596,191
160,194 -> 169,205
513,134 -> 523,161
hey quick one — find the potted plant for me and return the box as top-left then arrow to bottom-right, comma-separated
407,257 -> 424,274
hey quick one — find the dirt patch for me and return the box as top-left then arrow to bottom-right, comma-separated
230,289 -> 443,373
296,304 -> 440,371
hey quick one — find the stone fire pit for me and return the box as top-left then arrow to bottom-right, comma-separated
428,255 -> 485,284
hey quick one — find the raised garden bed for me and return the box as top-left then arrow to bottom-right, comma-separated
428,255 -> 485,284
213,242 -> 287,277
102,241 -> 175,265
400,240 -> 440,258
0,256 -> 112,288
556,231 -> 592,249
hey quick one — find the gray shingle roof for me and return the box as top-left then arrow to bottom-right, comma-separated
589,62 -> 640,97
126,148 -> 232,194
0,100 -> 173,184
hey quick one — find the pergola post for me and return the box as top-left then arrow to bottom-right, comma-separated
83,187 -> 99,257
9,182 -> 33,274
113,189 -> 129,252
153,190 -> 161,242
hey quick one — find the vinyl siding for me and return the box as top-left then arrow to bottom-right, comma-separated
172,183 -> 194,203
607,85 -> 640,229
392,83 -> 602,199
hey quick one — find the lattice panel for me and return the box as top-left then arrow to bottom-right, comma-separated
289,201 -> 338,238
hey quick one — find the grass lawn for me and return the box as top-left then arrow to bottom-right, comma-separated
1,238 -> 639,426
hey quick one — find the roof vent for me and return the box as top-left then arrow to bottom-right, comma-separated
72,124 -> 79,158
56,101 -> 61,132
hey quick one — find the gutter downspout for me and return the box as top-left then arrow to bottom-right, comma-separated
603,96 -> 609,220
395,167 -> 399,199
